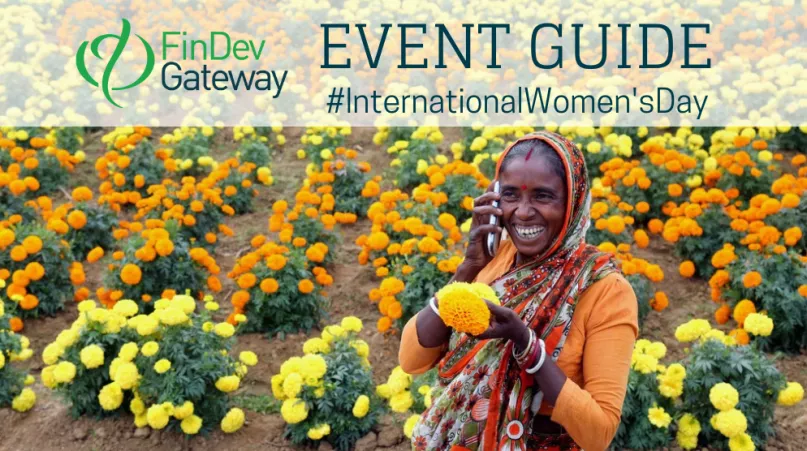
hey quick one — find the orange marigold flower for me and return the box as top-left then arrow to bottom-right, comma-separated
679,261 -> 695,278
120,263 -> 142,285
668,184 -> 683,197
798,285 -> 807,297
650,292 -> 668,311
24,262 -> 45,281
72,186 -> 94,202
231,290 -> 250,309
729,328 -> 750,345
377,316 -> 392,333
266,254 -> 286,271
742,271 -> 762,289
648,219 -> 664,234
21,235 -> 42,254
733,299 -> 756,327
260,278 -> 279,294
298,279 -> 315,294
633,230 -> 649,248
367,232 -> 390,251
10,245 -> 27,262
207,276 -> 222,292
237,273 -> 257,289
715,304 -> 731,324
155,239 -> 174,257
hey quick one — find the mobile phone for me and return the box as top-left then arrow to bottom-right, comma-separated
485,180 -> 501,257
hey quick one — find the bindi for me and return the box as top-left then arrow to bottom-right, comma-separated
520,184 -> 527,190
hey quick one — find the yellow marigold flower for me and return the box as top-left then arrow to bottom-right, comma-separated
239,351 -> 258,366
119,342 -> 139,361
674,319 -> 712,343
710,382 -> 740,411
181,414 -> 203,435
154,359 -> 172,374
728,432 -> 755,451
141,341 -> 159,357
390,391 -> 414,413
647,405 -> 671,428
281,398 -> 309,424
112,299 -> 139,317
147,403 -> 172,430
743,313 -> 773,336
404,414 -> 420,438
711,409 -> 747,438
11,388 -> 36,412
303,337 -> 330,355
130,396 -> 145,415
777,382 -> 804,406
352,394 -> 370,418
632,354 -> 658,374
113,362 -> 140,389
435,282 -> 500,336
341,316 -> 363,333
80,344 -> 105,369
216,375 -> 241,393
98,382 -> 123,411
174,401 -> 194,420
282,373 -> 303,398
214,322 -> 235,338
54,361 -> 77,384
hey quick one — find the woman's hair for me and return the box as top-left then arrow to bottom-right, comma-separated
499,139 -> 566,183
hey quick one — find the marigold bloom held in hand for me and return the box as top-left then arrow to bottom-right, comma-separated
436,282 -> 500,336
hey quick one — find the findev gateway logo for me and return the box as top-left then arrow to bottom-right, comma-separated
75,19 -> 287,108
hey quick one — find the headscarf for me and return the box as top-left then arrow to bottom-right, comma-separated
410,131 -> 620,451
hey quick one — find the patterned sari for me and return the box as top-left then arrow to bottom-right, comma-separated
410,131 -> 620,451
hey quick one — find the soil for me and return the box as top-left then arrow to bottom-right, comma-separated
1,128 -> 805,451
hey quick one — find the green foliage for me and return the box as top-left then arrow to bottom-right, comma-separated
66,203 -> 118,260
108,139 -> 165,198
680,339 -> 786,448
0,222 -> 75,317
232,394 -> 281,414
388,139 -> 439,191
53,127 -> 85,153
431,171 -> 485,224
239,248 -> 328,337
612,370 -> 673,450
218,169 -> 256,215
721,249 -> 807,352
674,205 -> 742,279
716,154 -> 779,203
236,138 -> 272,169
169,133 -> 212,177
327,161 -> 374,216
766,195 -> 807,254
303,127 -> 347,167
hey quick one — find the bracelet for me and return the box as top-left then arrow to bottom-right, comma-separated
526,339 -> 547,374
512,328 -> 535,363
429,296 -> 440,318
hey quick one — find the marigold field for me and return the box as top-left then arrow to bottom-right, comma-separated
0,125 -> 805,451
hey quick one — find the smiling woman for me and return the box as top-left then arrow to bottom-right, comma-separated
399,131 -> 638,451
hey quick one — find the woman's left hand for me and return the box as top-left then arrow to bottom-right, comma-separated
476,300 -> 531,351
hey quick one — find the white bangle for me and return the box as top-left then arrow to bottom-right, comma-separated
429,296 -> 440,318
526,339 -> 546,374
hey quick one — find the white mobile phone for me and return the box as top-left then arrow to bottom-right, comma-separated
485,181 -> 501,257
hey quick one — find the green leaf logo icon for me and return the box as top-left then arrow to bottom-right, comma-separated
76,18 -> 155,108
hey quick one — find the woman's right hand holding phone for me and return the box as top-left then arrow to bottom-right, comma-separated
454,182 -> 503,283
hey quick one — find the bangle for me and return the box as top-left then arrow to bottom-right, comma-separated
513,328 -> 535,362
526,339 -> 546,374
429,296 -> 440,318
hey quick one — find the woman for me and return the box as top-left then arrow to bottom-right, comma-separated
398,131 -> 638,451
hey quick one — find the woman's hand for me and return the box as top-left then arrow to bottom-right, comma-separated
476,300 -> 532,352
455,182 -> 502,282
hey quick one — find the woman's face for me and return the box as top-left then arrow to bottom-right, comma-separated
499,154 -> 568,260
